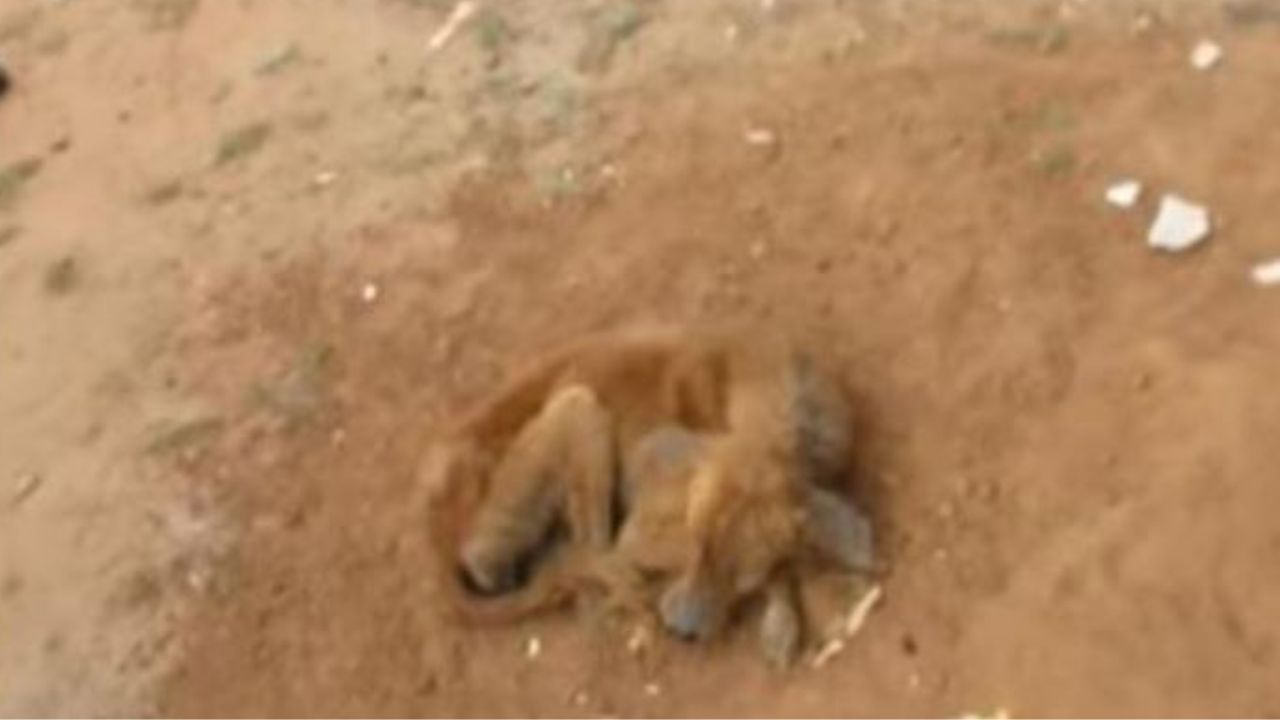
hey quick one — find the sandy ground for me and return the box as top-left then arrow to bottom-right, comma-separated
4,0 -> 1280,716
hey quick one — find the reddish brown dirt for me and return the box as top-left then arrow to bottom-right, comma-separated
161,19 -> 1280,719
5,0 -> 1280,716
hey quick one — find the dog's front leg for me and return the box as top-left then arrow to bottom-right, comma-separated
759,569 -> 804,669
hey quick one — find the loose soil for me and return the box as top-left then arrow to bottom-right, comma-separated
3,0 -> 1280,716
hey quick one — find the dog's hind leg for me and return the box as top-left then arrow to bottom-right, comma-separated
460,384 -> 616,594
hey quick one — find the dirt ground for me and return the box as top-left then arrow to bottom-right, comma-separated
4,0 -> 1280,716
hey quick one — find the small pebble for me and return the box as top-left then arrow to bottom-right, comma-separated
313,170 -> 338,187
744,128 -> 777,146
1190,40 -> 1224,71
1251,258 -> 1280,286
901,633 -> 919,656
11,473 -> 42,507
961,709 -> 1011,720
625,624 -> 651,655
524,636 -> 542,660
361,282 -> 380,303
185,565 -> 213,593
1104,179 -> 1142,209
256,43 -> 301,75
643,682 -> 661,697
1148,194 -> 1211,252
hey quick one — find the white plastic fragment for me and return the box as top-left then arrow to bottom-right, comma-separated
1190,40 -> 1223,71
1251,258 -> 1280,286
810,637 -> 846,668
1104,179 -> 1142,209
1147,194 -> 1211,252
428,1 -> 478,52
811,583 -> 884,669
842,583 -> 885,637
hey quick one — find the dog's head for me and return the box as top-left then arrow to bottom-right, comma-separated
658,435 -> 874,642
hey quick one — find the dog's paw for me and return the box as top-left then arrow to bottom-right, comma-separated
759,589 -> 802,669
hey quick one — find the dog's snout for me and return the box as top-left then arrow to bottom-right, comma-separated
666,612 -> 701,642
660,582 -> 712,642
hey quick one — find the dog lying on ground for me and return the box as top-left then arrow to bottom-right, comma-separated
420,326 -> 874,664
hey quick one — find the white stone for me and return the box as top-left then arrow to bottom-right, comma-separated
1147,194 -> 1211,252
1191,40 -> 1223,71
744,128 -> 777,146
1104,179 -> 1143,209
1251,258 -> 1280,286
625,624 -> 651,655
524,636 -> 542,660
361,282 -> 380,303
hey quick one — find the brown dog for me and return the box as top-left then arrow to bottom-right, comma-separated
420,326 -> 874,662
420,327 -> 730,620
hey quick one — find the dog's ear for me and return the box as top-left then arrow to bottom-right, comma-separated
802,486 -> 874,573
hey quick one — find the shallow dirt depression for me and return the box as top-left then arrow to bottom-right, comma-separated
159,29 -> 1280,719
